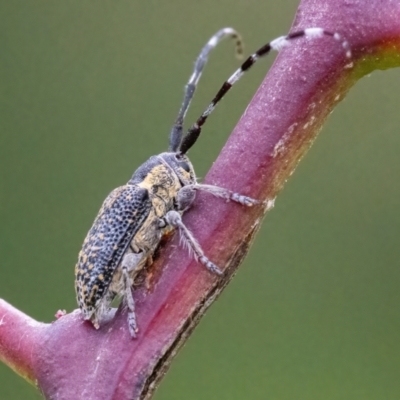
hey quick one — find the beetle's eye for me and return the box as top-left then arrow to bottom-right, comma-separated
178,161 -> 191,173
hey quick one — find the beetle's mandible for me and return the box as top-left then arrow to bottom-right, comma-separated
75,27 -> 352,337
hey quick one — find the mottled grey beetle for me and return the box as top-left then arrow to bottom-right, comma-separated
75,27 -> 351,337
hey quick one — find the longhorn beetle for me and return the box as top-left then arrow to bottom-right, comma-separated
75,27 -> 352,337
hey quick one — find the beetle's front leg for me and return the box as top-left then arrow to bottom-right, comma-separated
178,184 -> 259,208
176,184 -> 197,211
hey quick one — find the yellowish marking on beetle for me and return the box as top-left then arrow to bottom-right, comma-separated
179,168 -> 192,183
138,165 -> 177,193
88,285 -> 99,301
138,165 -> 183,218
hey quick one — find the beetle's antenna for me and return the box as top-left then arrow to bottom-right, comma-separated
179,28 -> 352,154
169,27 -> 243,153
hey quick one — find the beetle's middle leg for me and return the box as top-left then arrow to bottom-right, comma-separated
121,252 -> 143,338
163,210 -> 223,275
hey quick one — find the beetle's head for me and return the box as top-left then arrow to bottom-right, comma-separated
159,152 -> 196,186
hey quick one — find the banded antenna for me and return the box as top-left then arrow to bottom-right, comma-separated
169,27 -> 243,152
179,27 -> 352,155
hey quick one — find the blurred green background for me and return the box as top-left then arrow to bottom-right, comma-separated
1,1 -> 399,399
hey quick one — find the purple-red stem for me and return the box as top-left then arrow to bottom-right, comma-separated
1,0 -> 400,399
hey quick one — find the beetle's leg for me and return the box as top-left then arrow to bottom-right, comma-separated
121,252 -> 143,338
91,311 -> 101,330
179,184 -> 259,207
176,185 -> 197,211
164,210 -> 223,275
89,289 -> 116,329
